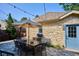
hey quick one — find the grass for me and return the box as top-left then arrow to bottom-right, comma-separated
46,44 -> 64,49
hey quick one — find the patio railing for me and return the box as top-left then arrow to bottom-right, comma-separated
0,50 -> 14,56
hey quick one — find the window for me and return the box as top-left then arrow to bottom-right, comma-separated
68,26 -> 76,38
0,24 -> 1,27
39,26 -> 43,33
0,24 -> 1,29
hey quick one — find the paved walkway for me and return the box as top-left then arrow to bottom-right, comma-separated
0,40 -> 79,56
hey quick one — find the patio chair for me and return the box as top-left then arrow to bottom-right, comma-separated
34,43 -> 47,56
14,40 -> 21,55
19,42 -> 35,56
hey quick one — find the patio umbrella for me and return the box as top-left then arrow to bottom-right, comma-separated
13,19 -> 41,44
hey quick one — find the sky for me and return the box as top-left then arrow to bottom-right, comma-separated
0,3 -> 64,21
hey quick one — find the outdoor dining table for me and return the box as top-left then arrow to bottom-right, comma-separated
14,38 -> 47,56
17,40 -> 27,44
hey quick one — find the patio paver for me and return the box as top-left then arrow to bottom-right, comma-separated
0,40 -> 79,56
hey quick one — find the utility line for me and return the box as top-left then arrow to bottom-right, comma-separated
0,4 -> 47,20
0,16 -> 3,19
0,9 -> 8,20
44,3 -> 46,14
0,9 -> 8,16
43,3 -> 47,20
8,3 -> 36,17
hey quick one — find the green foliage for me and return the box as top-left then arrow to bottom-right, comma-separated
46,44 -> 54,47
5,13 -> 17,39
59,3 -> 79,11
35,15 -> 39,18
53,45 -> 62,49
21,17 -> 27,21
6,13 -> 14,27
47,44 -> 64,49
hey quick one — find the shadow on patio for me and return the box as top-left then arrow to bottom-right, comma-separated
0,40 -> 47,56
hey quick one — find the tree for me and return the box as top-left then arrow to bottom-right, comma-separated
5,13 -> 17,39
35,15 -> 39,18
6,13 -> 14,28
59,3 -> 79,11
21,17 -> 27,22
14,19 -> 18,22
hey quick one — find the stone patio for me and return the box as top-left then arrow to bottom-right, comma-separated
46,47 -> 79,56
0,40 -> 79,56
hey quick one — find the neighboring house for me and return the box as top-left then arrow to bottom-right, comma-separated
0,20 -> 7,30
0,20 -> 10,42
0,29 -> 10,42
13,20 -> 40,44
32,11 -> 79,51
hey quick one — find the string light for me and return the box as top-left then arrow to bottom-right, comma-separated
0,9 -> 8,16
8,3 -> 36,17
0,9 -> 8,20
0,4 -> 47,20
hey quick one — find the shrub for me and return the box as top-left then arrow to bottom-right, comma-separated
47,44 -> 64,49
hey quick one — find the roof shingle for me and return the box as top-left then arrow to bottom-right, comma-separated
33,12 -> 66,22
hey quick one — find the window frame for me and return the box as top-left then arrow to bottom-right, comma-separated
68,26 -> 76,38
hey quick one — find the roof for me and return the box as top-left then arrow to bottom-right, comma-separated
13,19 -> 41,27
33,11 -> 79,22
33,12 -> 66,22
0,20 -> 6,23
59,11 -> 79,19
